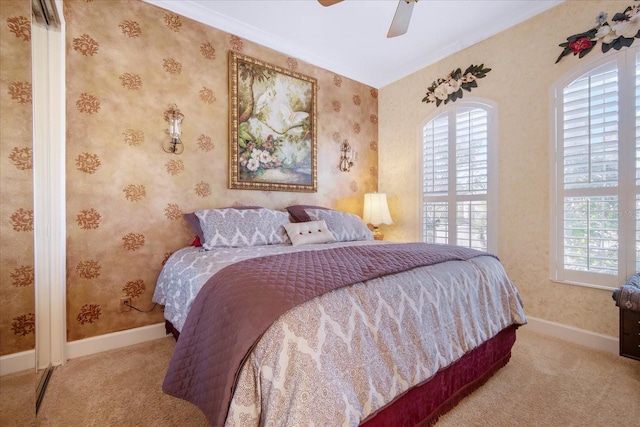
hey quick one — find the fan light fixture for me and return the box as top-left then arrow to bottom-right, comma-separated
318,0 -> 418,38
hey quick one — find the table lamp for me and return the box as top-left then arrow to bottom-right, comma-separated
363,193 -> 393,240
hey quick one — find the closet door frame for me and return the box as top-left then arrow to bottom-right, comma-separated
32,11 -> 66,375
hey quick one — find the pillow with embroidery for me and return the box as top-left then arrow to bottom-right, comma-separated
195,208 -> 291,249
283,220 -> 336,246
304,209 -> 373,242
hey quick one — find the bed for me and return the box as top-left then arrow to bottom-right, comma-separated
153,206 -> 527,426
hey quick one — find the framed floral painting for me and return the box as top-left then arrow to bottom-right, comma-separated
229,51 -> 317,192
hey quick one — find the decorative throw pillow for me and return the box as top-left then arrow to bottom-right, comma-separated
283,220 -> 336,246
184,206 -> 263,244
195,208 -> 291,249
286,205 -> 331,222
304,209 -> 373,242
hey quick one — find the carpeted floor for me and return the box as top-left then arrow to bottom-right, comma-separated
437,329 -> 640,426
1,327 -> 638,426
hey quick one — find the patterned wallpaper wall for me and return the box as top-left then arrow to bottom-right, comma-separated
64,0 -> 378,342
0,0 -> 34,356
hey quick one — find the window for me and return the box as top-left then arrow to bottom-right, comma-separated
421,101 -> 497,252
551,46 -> 639,289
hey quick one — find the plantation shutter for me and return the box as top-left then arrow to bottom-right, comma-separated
422,106 -> 490,251
561,61 -> 619,276
553,46 -> 639,288
423,113 -> 449,244
455,108 -> 488,250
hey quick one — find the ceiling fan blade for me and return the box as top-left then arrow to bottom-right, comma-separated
387,0 -> 415,38
318,0 -> 343,6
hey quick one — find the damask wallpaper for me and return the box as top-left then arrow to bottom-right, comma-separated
0,0 -> 34,356
63,0 -> 378,342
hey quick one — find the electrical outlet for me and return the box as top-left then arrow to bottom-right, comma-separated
119,297 -> 131,312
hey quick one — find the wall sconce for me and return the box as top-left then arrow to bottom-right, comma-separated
163,104 -> 184,154
339,139 -> 356,172
363,192 -> 394,240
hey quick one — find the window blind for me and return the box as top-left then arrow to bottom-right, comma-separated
423,114 -> 449,195
561,62 -> 619,274
553,46 -> 640,287
423,106 -> 490,251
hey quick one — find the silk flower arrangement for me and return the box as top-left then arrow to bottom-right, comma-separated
421,64 -> 491,107
555,4 -> 640,63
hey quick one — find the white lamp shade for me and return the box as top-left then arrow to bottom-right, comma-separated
363,193 -> 393,226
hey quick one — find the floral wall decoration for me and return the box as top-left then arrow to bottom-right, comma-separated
421,64 -> 491,107
555,3 -> 640,63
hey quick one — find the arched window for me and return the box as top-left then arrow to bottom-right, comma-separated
550,46 -> 639,289
421,100 -> 497,252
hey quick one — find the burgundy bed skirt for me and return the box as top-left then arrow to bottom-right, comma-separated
362,325 -> 518,427
164,320 -> 518,426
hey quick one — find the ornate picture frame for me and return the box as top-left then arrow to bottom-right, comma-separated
229,51 -> 317,192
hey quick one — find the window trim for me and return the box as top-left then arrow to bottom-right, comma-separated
418,98 -> 498,254
549,46 -> 639,291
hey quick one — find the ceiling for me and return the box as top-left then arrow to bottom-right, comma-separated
144,0 -> 564,88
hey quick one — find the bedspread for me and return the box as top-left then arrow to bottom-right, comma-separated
161,242 -> 526,426
225,255 -> 525,426
153,241 -> 384,332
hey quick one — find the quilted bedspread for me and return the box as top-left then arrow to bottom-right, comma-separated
161,242 -> 526,426
153,241 -> 386,333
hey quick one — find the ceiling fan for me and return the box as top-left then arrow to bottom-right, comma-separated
318,0 -> 418,38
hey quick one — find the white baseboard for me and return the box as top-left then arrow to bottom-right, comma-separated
66,322 -> 168,360
0,350 -> 35,376
1,322 -> 167,377
525,316 -> 619,355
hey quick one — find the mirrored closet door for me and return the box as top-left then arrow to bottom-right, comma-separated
32,0 -> 66,413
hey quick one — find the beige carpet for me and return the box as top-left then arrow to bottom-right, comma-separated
1,328 -> 638,426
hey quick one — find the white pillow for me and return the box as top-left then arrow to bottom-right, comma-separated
195,208 -> 290,249
304,209 -> 373,242
283,220 -> 336,246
